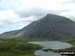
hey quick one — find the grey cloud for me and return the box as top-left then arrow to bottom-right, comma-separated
15,7 -> 56,18
61,0 -> 75,5
15,7 -> 75,20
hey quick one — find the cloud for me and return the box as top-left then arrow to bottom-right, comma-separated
13,0 -> 75,19
0,0 -> 75,18
59,10 -> 75,19
0,0 -> 21,9
15,8 -> 52,18
0,10 -> 38,33
0,0 -> 75,33
61,0 -> 75,4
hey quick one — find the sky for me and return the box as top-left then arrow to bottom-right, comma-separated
0,0 -> 75,33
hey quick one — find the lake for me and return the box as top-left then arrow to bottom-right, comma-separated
29,41 -> 72,56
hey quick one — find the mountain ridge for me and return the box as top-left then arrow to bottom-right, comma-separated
0,14 -> 75,40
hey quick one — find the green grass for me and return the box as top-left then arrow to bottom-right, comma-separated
61,39 -> 75,51
0,39 -> 42,56
1,38 -> 75,56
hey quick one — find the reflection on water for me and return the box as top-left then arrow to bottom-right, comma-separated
29,41 -> 72,56
35,50 -> 61,56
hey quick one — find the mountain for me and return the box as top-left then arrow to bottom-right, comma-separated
0,14 -> 75,40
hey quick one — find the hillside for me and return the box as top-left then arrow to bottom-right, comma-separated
0,14 -> 75,40
0,39 -> 42,56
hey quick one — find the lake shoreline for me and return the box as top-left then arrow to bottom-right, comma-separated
29,41 -> 72,56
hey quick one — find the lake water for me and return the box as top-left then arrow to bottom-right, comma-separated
29,41 -> 72,56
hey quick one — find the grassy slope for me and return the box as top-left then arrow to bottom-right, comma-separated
58,39 -> 75,56
0,39 -> 42,56
0,38 -> 75,56
62,39 -> 75,51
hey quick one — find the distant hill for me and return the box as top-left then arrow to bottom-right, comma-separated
0,14 -> 75,40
